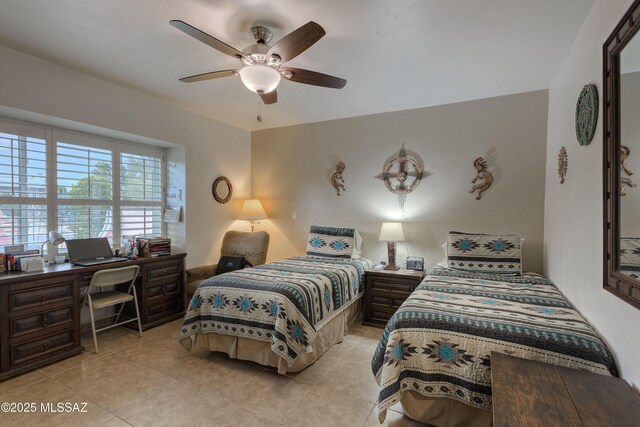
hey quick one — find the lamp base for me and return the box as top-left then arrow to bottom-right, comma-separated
385,241 -> 401,271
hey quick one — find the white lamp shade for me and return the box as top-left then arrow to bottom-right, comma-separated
379,222 -> 405,242
238,65 -> 281,94
48,230 -> 65,245
239,199 -> 268,221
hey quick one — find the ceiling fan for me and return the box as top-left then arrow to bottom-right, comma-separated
170,20 -> 347,104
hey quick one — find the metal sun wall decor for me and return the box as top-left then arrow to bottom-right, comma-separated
330,160 -> 346,196
375,144 -> 430,207
575,84 -> 599,146
621,145 -> 636,196
558,146 -> 568,184
469,157 -> 493,200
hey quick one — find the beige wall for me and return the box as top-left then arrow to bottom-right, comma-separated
544,0 -> 640,387
0,45 -> 251,269
252,90 -> 549,273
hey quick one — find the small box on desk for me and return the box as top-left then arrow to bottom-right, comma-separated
136,237 -> 171,258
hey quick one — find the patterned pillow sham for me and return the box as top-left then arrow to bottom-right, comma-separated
620,237 -> 640,279
447,231 -> 522,275
306,225 -> 362,259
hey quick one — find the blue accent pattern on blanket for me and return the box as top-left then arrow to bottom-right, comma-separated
180,256 -> 373,366
371,266 -> 616,420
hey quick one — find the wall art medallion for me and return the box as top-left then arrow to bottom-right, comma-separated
558,146 -> 568,184
212,176 -> 233,203
375,144 -> 431,207
575,84 -> 599,146
469,157 -> 493,200
330,159 -> 346,196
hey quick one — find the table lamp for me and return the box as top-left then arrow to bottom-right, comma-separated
239,199 -> 268,232
379,222 -> 405,270
41,231 -> 66,263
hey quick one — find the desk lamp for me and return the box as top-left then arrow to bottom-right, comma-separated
379,222 -> 405,270
41,231 -> 65,263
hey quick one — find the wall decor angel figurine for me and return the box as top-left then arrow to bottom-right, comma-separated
621,145 -> 636,196
330,160 -> 346,196
469,157 -> 493,200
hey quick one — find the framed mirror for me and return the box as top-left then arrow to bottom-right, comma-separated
212,176 -> 232,204
604,0 -> 640,309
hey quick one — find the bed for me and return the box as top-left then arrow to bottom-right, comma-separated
179,226 -> 373,373
372,232 -> 617,426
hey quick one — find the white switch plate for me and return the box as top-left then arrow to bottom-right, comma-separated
292,210 -> 298,220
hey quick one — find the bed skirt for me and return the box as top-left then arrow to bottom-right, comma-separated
191,297 -> 363,374
400,391 -> 492,427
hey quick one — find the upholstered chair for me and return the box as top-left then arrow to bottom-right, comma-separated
185,230 -> 270,301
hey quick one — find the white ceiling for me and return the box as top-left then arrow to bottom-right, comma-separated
0,0 -> 594,131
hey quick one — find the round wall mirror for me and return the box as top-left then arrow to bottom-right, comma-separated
212,176 -> 233,204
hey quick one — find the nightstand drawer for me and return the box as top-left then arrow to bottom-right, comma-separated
369,292 -> 408,311
368,278 -> 415,294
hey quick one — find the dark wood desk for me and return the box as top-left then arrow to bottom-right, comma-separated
492,352 -> 640,427
0,253 -> 186,381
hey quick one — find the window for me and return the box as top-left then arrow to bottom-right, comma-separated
119,150 -> 164,237
0,122 -> 48,251
0,120 -> 165,255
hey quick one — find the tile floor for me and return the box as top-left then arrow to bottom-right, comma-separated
0,320 -> 425,426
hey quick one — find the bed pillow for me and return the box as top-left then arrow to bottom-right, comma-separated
306,225 -> 361,259
447,231 -> 522,275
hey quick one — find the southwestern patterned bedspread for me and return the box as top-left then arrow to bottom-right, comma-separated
372,266 -> 616,420
180,256 -> 372,366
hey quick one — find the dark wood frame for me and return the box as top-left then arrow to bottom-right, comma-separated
603,0 -> 640,309
212,176 -> 233,204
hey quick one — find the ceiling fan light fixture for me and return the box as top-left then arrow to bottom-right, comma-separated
238,65 -> 281,94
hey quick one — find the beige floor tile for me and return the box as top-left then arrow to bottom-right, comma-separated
51,353 -> 144,390
1,378 -> 112,427
0,369 -> 49,395
226,370 -> 313,417
71,366 -> 185,417
313,360 -> 380,405
283,388 -> 375,427
112,335 -> 190,368
364,406 -> 428,426
118,382 -> 220,427
100,416 -> 134,426
186,399 -> 280,427
285,347 -> 344,385
40,347 -> 113,377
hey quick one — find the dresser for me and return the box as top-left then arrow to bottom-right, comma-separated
363,268 -> 425,328
0,253 -> 186,381
492,352 -> 640,427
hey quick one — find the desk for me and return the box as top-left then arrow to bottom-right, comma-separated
0,253 -> 186,381
491,352 -> 640,427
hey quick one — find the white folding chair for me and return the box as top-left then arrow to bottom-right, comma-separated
82,265 -> 142,353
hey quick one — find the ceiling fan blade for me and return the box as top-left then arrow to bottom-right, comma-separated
170,20 -> 246,60
260,90 -> 278,105
281,67 -> 346,89
267,21 -> 325,63
179,69 -> 238,83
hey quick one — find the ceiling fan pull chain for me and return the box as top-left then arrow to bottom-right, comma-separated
256,98 -> 263,123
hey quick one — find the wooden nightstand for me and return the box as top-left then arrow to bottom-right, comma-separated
491,352 -> 640,426
363,268 -> 425,328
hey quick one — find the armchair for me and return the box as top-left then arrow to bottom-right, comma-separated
185,230 -> 270,300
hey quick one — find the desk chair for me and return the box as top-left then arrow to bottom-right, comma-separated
82,265 -> 142,353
